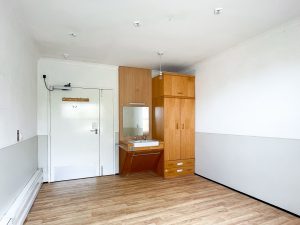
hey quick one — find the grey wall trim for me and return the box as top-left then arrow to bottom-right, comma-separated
38,135 -> 48,182
196,131 -> 300,141
195,132 -> 300,216
0,136 -> 38,219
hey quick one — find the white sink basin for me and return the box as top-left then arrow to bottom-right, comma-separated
129,140 -> 159,147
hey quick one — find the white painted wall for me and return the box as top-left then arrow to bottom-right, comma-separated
191,17 -> 300,215
38,58 -> 119,134
37,58 -> 119,180
0,1 -> 39,149
0,1 -> 39,221
193,18 -> 300,140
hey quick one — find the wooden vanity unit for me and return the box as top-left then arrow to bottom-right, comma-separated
152,72 -> 195,178
119,66 -> 165,176
119,141 -> 164,176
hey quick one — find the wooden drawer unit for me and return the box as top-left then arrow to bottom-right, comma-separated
165,159 -> 194,169
164,159 -> 194,178
164,166 -> 194,178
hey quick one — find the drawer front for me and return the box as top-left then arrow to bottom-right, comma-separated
164,166 -> 194,178
165,159 -> 194,169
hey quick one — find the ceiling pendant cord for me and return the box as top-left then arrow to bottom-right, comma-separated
159,54 -> 162,75
157,51 -> 164,78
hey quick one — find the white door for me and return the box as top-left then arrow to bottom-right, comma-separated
50,88 -> 101,182
100,90 -> 115,175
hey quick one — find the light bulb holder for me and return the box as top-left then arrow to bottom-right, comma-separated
157,51 -> 164,76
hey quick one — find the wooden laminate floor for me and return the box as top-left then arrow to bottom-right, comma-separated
25,172 -> 299,225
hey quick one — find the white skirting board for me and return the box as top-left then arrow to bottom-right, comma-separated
0,169 -> 43,225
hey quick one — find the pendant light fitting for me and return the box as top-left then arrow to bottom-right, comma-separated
157,51 -> 164,76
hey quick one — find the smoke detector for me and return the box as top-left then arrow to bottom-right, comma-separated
214,8 -> 223,15
63,53 -> 69,59
133,21 -> 141,28
69,32 -> 77,37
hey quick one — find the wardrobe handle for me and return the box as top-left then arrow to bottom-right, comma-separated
176,122 -> 179,129
182,124 -> 185,129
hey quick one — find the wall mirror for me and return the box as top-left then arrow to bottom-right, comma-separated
123,106 -> 149,137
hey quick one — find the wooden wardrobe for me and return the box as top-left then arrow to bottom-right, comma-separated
152,72 -> 195,178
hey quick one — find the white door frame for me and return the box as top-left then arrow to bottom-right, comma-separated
48,87 -> 115,183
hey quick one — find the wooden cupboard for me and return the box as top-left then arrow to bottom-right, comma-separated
119,66 -> 151,106
119,66 -> 152,141
152,73 -> 195,178
153,72 -> 195,98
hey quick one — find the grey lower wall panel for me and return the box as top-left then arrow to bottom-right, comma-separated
0,136 -> 38,219
38,135 -> 48,182
195,132 -> 300,216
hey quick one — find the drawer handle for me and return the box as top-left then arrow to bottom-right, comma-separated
177,162 -> 183,166
133,152 -> 160,156
177,169 -> 183,173
177,92 -> 183,94
129,102 -> 145,105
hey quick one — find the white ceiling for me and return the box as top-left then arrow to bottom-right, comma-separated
16,0 -> 300,71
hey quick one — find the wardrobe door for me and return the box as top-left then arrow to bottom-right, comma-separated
164,98 -> 181,160
170,76 -> 186,97
163,75 -> 185,97
163,75 -> 195,98
185,76 -> 195,98
180,98 -> 195,159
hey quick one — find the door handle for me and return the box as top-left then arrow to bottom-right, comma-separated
176,122 -> 179,129
90,128 -> 98,134
182,124 -> 185,129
